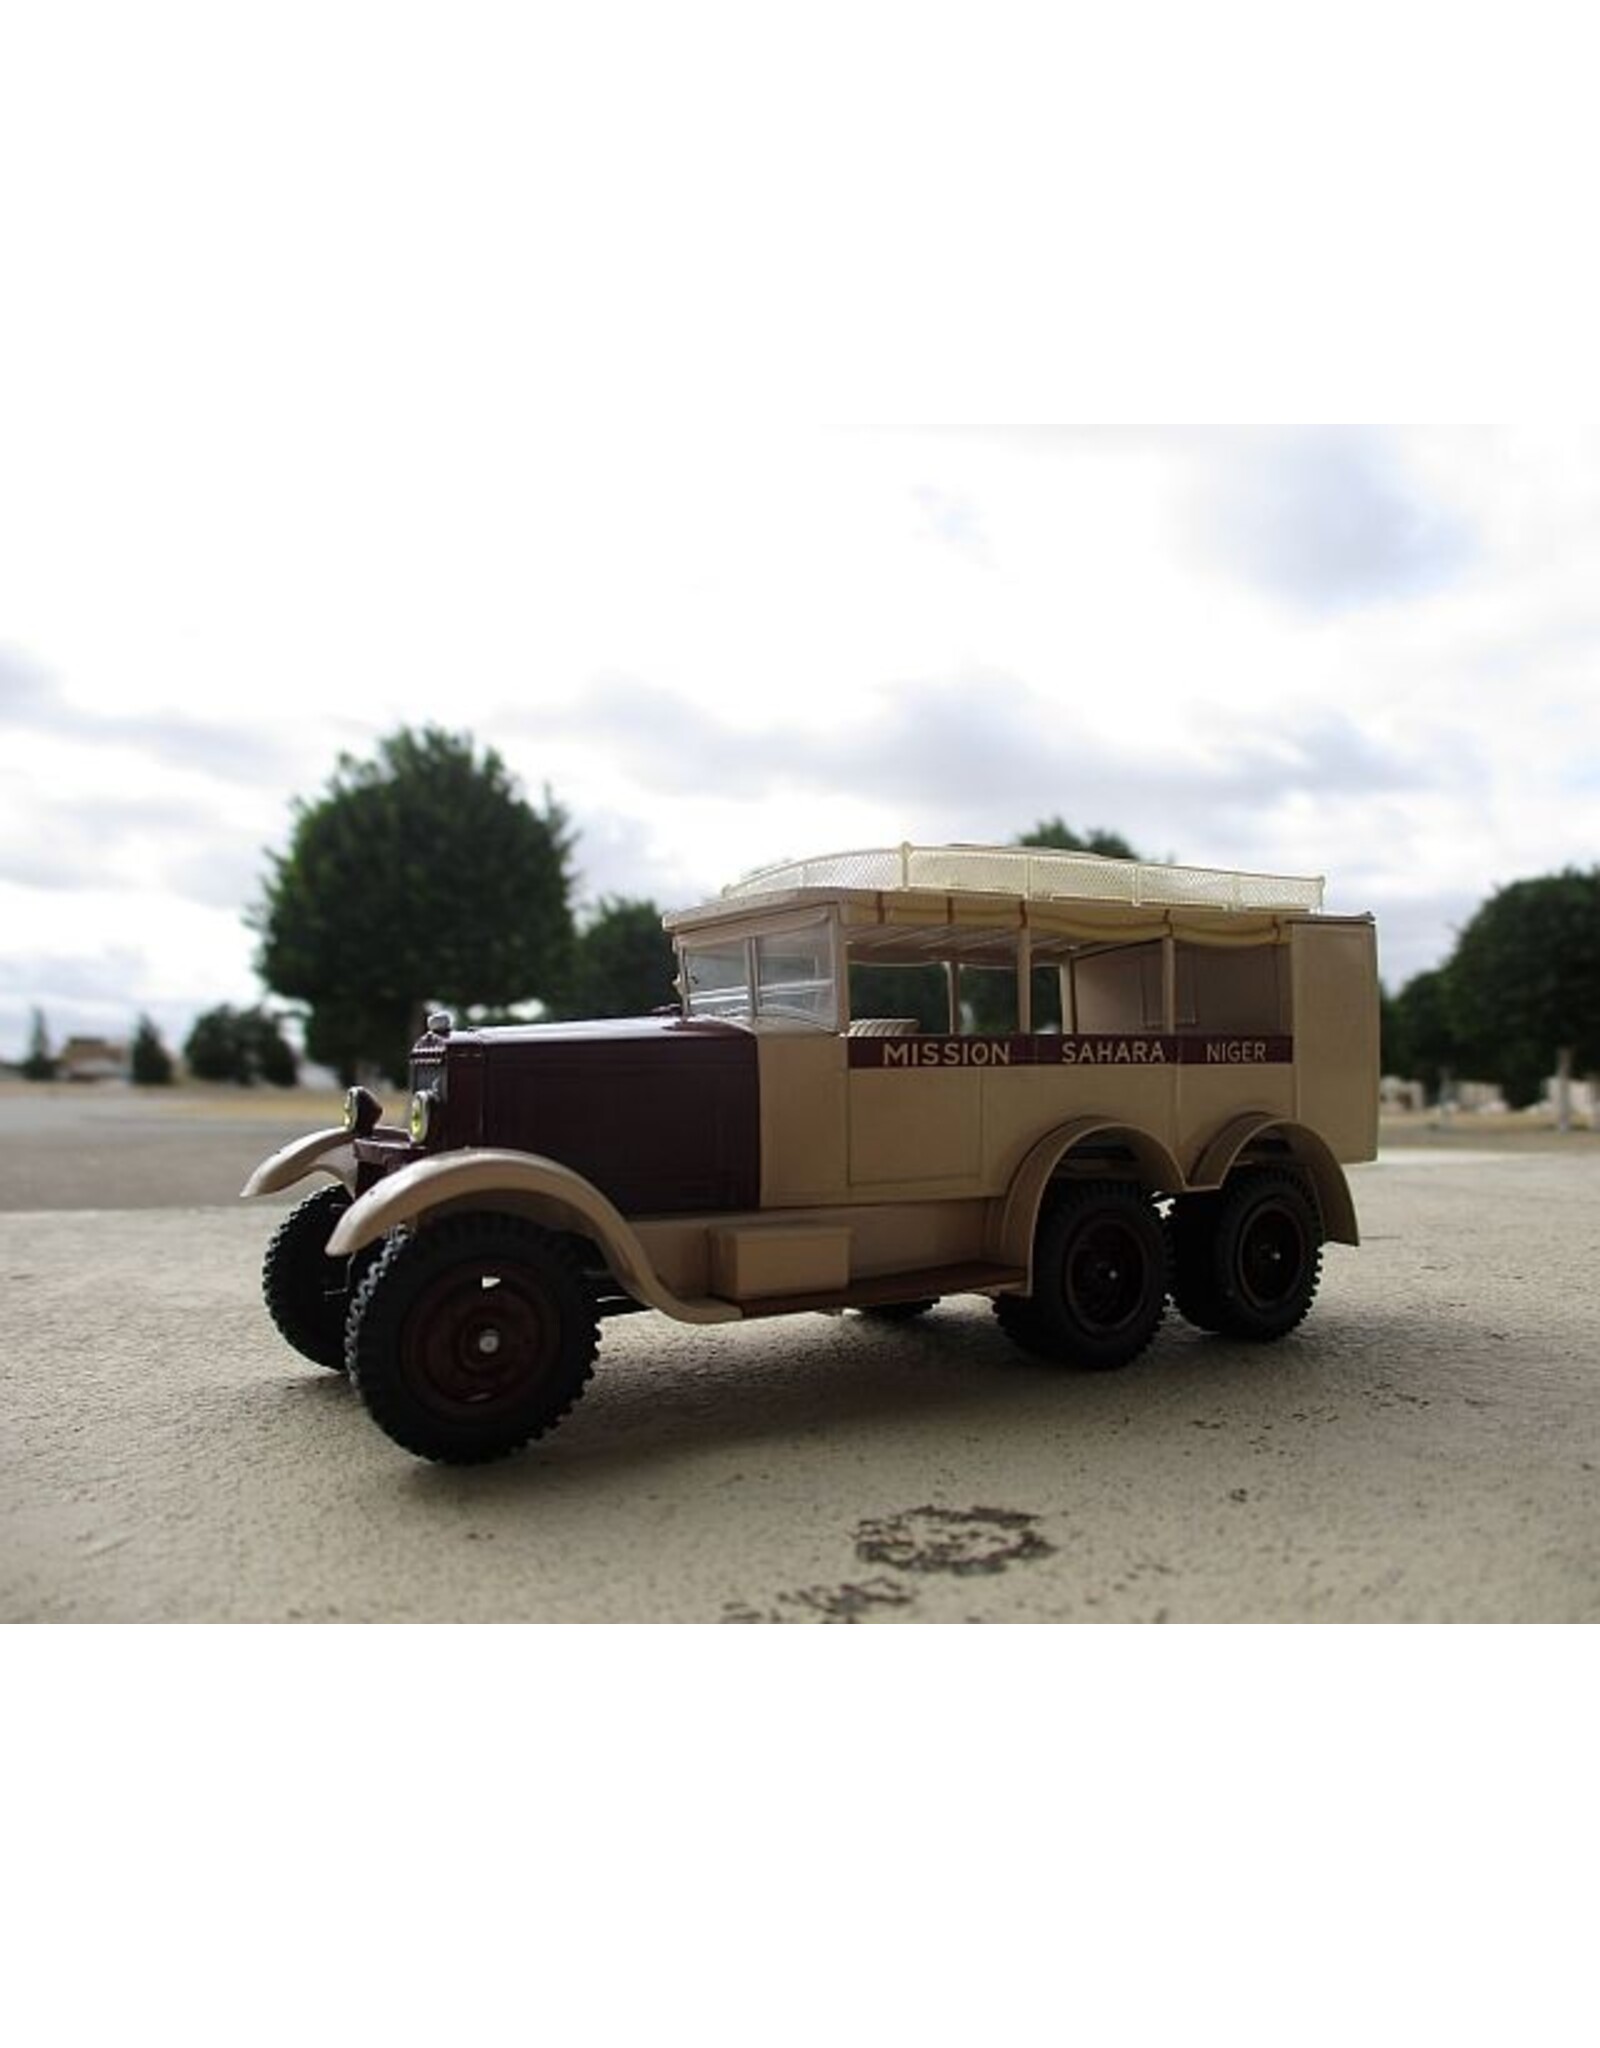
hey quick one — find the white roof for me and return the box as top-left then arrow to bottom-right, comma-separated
721,843 -> 1325,915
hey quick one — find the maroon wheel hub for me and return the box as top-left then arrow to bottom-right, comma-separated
401,1264 -> 558,1417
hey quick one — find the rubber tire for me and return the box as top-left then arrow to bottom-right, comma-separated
856,1299 -> 939,1323
1205,1169 -> 1323,1341
995,1182 -> 1168,1371
1168,1191 -> 1229,1333
346,1212 -> 599,1464
263,1184 -> 368,1372
993,1290 -> 1053,1353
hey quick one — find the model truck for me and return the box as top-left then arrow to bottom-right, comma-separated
244,842 -> 1379,1463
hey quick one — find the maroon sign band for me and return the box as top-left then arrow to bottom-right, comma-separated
848,1034 -> 1294,1070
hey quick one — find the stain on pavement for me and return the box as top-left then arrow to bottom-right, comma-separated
854,1504 -> 1054,1577
722,1504 -> 1054,1621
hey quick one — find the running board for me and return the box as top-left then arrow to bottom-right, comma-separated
728,1261 -> 1027,1322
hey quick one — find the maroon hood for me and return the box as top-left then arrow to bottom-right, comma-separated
419,1014 -> 759,1217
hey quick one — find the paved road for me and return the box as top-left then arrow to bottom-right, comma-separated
1,1091 -> 1595,1620
0,1082 -> 346,1212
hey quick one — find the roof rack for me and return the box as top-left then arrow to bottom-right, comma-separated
723,843 -> 1325,915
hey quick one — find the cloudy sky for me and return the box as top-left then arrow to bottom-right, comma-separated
3,14 -> 1596,1061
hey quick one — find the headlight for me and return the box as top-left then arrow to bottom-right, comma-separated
409,1089 -> 439,1144
344,1086 -> 383,1136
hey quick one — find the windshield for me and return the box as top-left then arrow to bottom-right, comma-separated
681,941 -> 751,1020
679,921 -> 838,1028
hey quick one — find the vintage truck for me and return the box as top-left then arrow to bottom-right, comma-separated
244,842 -> 1379,1463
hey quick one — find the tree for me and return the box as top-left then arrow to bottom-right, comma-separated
185,1004 -> 300,1087
252,727 -> 575,1083
558,898 -> 677,1019
185,1007 -> 239,1082
1446,868 -> 1600,1118
21,1007 -> 57,1081
130,1014 -> 175,1086
1022,817 -> 1142,860
249,1011 -> 300,1087
1379,984 -> 1406,1078
1391,969 -> 1465,1104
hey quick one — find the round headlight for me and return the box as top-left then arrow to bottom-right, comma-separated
409,1089 -> 437,1144
343,1086 -> 384,1137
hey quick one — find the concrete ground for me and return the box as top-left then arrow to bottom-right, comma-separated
1,1084 -> 1595,1621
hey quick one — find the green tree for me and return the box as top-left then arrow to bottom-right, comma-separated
559,898 -> 677,1019
130,1014 -> 175,1086
1022,817 -> 1142,860
185,1004 -> 300,1086
248,1010 -> 300,1087
252,728 -> 575,1083
1391,969 -> 1466,1104
1379,983 -> 1399,1074
1379,984 -> 1407,1078
1446,868 -> 1600,1114
21,1007 -> 57,1081
186,1006 -> 241,1082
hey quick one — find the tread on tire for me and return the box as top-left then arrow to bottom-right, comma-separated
346,1212 -> 600,1464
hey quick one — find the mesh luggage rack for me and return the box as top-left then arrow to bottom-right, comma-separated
722,843 -> 1324,914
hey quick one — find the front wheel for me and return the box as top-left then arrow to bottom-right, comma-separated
996,1182 -> 1168,1371
262,1184 -> 366,1371
346,1213 -> 600,1464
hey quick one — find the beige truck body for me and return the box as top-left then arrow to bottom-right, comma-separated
642,858 -> 1376,1311
300,848 -> 1376,1318
247,842 -> 1379,1463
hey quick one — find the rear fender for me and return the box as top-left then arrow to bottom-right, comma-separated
992,1117 -> 1186,1281
1186,1115 -> 1359,1245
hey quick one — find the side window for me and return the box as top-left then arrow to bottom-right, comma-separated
849,962 -> 948,1033
754,929 -> 837,1027
966,966 -> 1066,1033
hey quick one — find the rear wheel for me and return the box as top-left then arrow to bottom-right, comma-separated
1168,1192 -> 1228,1333
347,1213 -> 600,1463
996,1182 -> 1168,1371
1207,1170 -> 1323,1340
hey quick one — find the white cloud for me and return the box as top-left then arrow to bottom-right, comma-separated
5,423 -> 1600,1054
2,4 -> 1598,1079
1183,428 -> 1477,611
0,886 -> 262,1062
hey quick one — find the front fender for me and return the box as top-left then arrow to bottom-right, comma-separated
325,1149 -> 742,1325
240,1127 -> 354,1200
